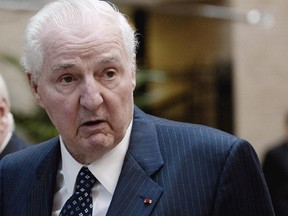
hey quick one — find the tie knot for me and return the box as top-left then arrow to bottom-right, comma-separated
75,166 -> 97,193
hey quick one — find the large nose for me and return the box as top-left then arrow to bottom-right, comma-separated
80,77 -> 103,111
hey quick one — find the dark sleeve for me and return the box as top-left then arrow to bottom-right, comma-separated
263,148 -> 288,216
212,139 -> 275,216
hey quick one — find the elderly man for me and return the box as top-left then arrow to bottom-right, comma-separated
0,0 -> 274,215
0,75 -> 30,159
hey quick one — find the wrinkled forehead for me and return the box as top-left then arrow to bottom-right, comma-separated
42,10 -> 120,39
41,14 -> 123,52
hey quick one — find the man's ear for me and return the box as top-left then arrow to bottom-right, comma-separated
131,71 -> 136,91
27,73 -> 44,108
131,54 -> 137,90
0,99 -> 8,118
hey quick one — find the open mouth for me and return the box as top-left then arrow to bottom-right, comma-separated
83,120 -> 105,126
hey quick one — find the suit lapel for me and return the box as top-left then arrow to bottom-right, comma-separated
107,107 -> 164,216
27,137 -> 61,216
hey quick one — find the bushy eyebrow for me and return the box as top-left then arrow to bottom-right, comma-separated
52,63 -> 75,72
98,56 -> 120,64
51,55 -> 120,72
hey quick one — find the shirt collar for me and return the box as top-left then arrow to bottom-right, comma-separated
60,120 -> 132,196
0,131 -> 13,154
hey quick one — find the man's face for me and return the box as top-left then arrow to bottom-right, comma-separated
30,23 -> 136,164
0,99 -> 7,145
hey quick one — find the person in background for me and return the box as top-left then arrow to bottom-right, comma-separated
0,74 -> 30,159
0,0 -> 274,215
263,113 -> 288,216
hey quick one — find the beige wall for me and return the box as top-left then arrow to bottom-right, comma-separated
231,1 -> 288,160
0,9 -> 37,114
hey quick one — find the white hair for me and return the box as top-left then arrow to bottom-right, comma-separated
21,0 -> 138,82
0,75 -> 10,102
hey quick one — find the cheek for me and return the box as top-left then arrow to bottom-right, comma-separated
115,86 -> 133,108
45,101 -> 78,135
40,93 -> 77,126
110,87 -> 134,122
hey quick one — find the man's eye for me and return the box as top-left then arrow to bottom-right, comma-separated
60,76 -> 74,83
105,71 -> 116,79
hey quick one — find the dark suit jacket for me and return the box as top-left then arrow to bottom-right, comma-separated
0,107 -> 274,216
263,142 -> 288,216
0,132 -> 30,159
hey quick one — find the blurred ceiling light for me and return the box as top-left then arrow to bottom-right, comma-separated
246,9 -> 274,27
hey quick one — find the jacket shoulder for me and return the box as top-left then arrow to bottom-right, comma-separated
0,136 -> 59,170
148,113 -> 240,145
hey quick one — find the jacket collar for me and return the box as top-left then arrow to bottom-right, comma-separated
28,137 -> 61,216
107,107 -> 164,215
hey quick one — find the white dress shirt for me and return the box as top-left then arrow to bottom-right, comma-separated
52,121 -> 132,216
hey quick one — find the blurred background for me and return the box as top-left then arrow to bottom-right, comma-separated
0,0 -> 287,161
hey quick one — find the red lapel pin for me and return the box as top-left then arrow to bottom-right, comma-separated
144,198 -> 152,204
